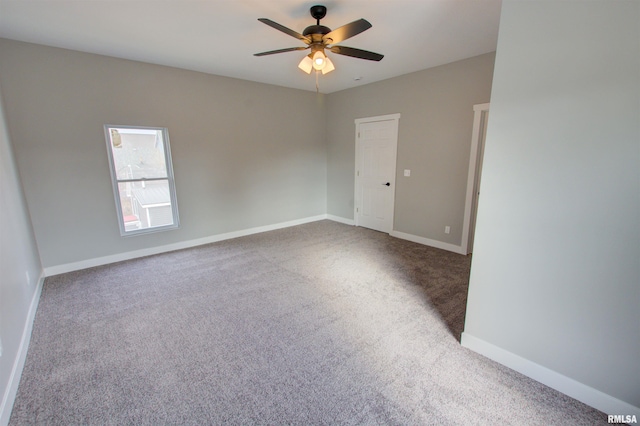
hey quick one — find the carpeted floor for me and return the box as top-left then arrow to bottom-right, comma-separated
9,220 -> 605,425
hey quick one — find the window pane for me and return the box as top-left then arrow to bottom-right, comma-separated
107,127 -> 168,180
106,125 -> 179,236
117,180 -> 175,232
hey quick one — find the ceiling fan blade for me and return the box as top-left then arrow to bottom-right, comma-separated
258,18 -> 311,44
254,46 -> 309,57
322,19 -> 372,44
329,46 -> 384,61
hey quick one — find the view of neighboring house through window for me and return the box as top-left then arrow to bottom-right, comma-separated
104,125 -> 179,235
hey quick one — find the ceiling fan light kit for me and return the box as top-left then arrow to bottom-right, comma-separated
320,56 -> 335,74
255,4 -> 383,83
298,55 -> 313,74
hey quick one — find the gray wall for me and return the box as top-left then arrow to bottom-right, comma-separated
464,0 -> 639,410
0,84 -> 43,424
326,53 -> 495,246
0,39 -> 327,269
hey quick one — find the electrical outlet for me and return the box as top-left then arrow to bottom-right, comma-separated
445,226 -> 451,234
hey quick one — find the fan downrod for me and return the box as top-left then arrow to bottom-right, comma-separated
310,5 -> 327,24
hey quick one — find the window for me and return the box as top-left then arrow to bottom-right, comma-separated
104,125 -> 179,236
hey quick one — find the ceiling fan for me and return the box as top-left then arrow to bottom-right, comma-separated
254,5 -> 384,75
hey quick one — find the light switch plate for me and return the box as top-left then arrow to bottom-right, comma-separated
404,169 -> 411,177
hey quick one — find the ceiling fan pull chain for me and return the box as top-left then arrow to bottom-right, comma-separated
316,70 -> 319,93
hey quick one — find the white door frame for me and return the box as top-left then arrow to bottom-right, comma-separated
354,113 -> 401,233
461,103 -> 490,254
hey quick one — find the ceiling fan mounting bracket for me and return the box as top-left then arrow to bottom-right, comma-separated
309,5 -> 327,24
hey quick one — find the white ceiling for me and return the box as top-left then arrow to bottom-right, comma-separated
0,0 -> 502,94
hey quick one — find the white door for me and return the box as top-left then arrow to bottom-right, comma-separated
462,103 -> 490,254
468,109 -> 489,252
354,114 -> 400,233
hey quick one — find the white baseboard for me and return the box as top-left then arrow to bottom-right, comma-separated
390,230 -> 466,255
461,332 -> 640,418
46,218 -> 472,277
44,215 -> 329,276
327,215 -> 355,226
0,273 -> 45,426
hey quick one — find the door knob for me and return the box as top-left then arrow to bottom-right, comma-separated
383,182 -> 391,186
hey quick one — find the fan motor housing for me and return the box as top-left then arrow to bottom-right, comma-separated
303,25 -> 331,37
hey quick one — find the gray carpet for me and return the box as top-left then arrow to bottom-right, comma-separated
10,220 -> 605,425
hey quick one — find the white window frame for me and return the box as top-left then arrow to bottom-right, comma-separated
104,125 -> 180,236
